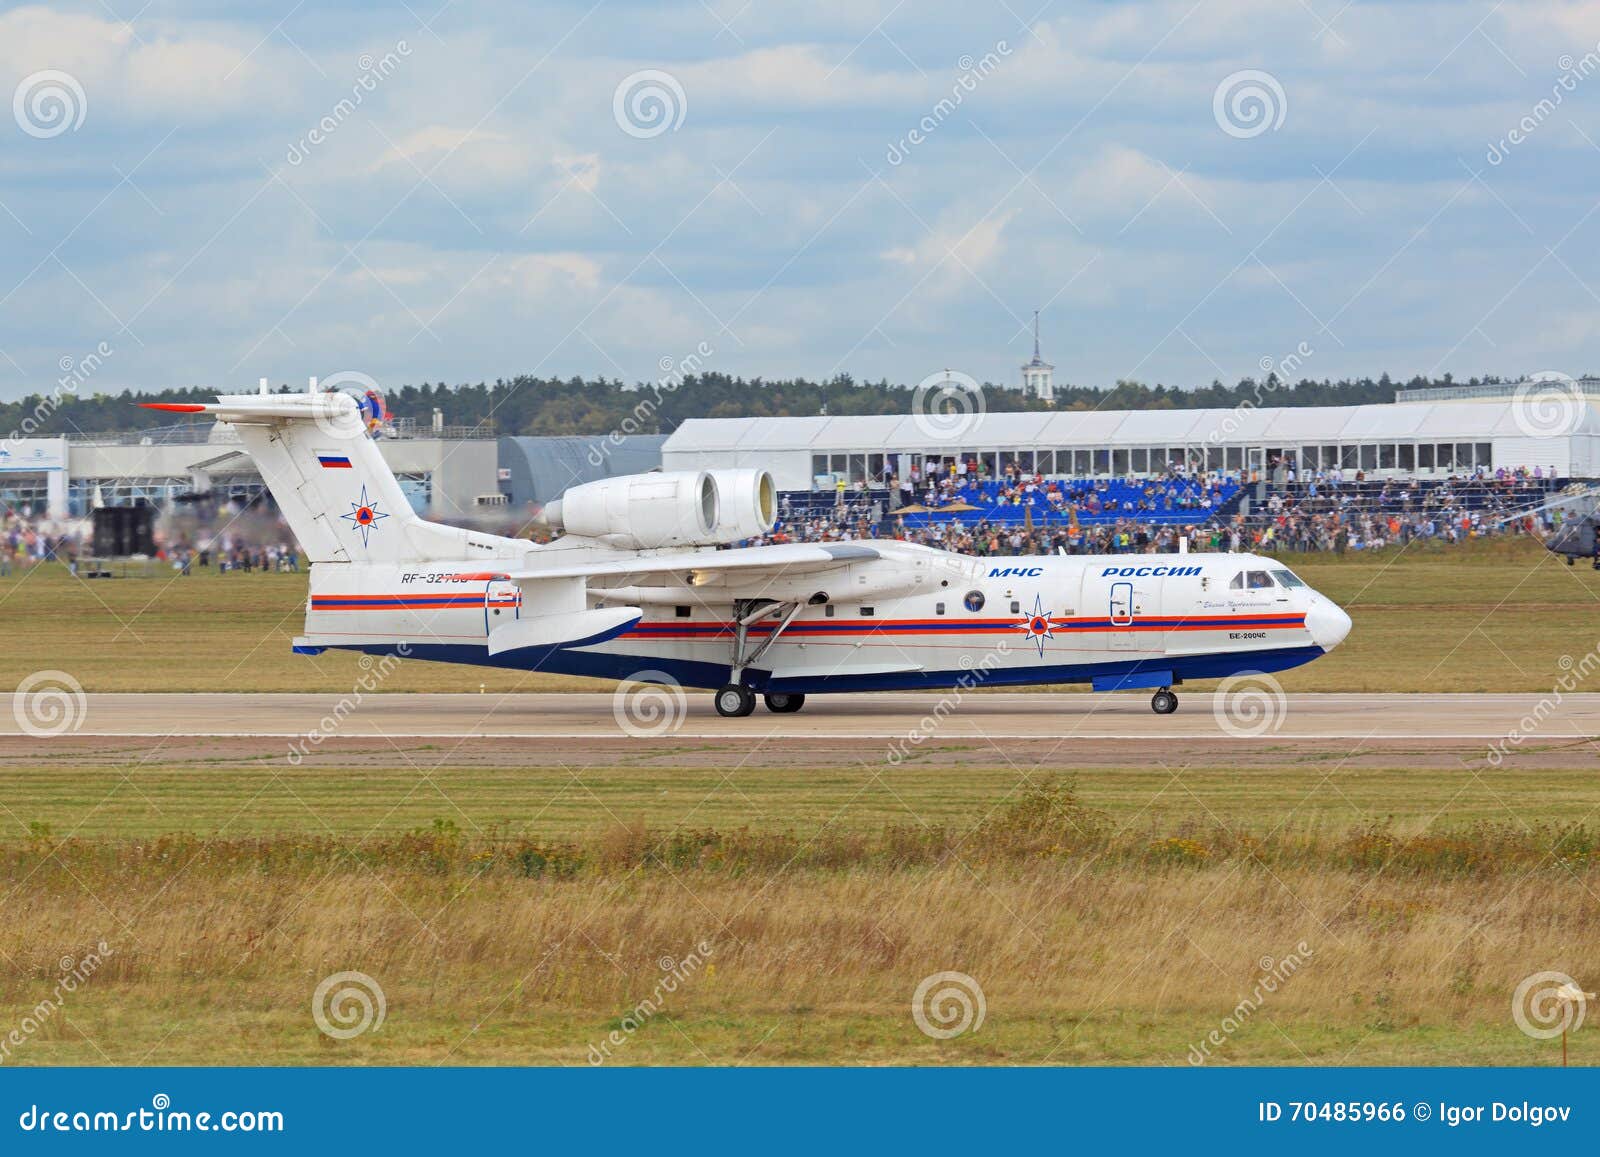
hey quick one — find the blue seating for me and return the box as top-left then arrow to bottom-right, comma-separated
778,477 -> 1241,529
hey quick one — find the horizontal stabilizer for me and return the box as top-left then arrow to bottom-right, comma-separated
486,606 -> 642,656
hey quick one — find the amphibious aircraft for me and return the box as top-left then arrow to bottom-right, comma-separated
145,384 -> 1351,716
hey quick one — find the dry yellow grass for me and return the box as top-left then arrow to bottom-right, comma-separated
4,775 -> 1598,1067
3,860 -> 1592,1065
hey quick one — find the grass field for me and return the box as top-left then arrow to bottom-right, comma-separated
3,760 -> 1600,1066
4,539 -> 1600,1066
2,537 -> 1599,693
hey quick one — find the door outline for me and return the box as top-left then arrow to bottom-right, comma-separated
1109,581 -> 1133,626
484,580 -> 521,634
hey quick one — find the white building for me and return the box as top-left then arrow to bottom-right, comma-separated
662,399 -> 1600,491
1020,311 -> 1054,400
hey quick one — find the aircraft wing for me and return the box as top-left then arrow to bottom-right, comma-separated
494,542 -> 884,584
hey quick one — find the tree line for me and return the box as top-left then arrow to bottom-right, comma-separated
0,371 -> 1531,439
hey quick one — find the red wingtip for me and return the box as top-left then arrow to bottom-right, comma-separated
139,403 -> 209,413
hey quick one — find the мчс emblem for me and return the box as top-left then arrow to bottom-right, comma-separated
1018,593 -> 1055,657
340,485 -> 389,547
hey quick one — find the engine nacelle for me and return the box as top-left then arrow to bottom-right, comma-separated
539,470 -> 718,548
707,468 -> 777,541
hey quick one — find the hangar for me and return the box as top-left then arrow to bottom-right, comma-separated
661,387 -> 1600,491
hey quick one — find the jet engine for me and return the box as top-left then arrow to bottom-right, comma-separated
538,468 -> 778,549
707,468 -> 777,542
538,470 -> 718,549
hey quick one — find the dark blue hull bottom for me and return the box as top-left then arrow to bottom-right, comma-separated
337,642 -> 1329,693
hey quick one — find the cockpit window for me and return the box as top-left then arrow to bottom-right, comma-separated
1246,571 -> 1275,590
1272,569 -> 1307,589
1229,572 -> 1244,590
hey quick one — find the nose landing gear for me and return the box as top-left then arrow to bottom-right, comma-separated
1150,688 -> 1178,715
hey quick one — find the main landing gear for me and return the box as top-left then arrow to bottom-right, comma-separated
715,684 -> 756,717
712,687 -> 808,717
1150,688 -> 1179,715
712,597 -> 811,717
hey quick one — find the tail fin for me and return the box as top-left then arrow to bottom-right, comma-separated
144,391 -> 470,564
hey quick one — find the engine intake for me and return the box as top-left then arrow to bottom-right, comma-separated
708,468 -> 777,541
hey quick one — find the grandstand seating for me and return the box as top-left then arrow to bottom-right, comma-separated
778,475 -> 1242,529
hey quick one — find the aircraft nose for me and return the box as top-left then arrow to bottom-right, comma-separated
1306,599 -> 1352,651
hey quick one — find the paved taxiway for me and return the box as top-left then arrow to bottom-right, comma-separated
10,692 -> 1600,741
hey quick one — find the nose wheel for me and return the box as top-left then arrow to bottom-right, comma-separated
1150,689 -> 1178,715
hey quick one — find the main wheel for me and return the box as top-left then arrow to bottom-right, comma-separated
763,692 -> 806,714
1151,689 -> 1178,715
714,683 -> 756,717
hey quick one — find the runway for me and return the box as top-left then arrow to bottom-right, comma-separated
12,692 -> 1600,741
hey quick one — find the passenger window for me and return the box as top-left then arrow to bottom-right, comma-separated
935,602 -> 946,615
1010,600 -> 1020,614
1247,571 -> 1275,590
824,604 -> 835,618
674,605 -> 692,618
860,606 -> 875,617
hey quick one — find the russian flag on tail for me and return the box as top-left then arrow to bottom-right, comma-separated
317,454 -> 353,469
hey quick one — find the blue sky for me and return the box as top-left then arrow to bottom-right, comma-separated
1,0 -> 1598,402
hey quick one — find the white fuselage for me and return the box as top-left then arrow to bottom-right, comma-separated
296,543 -> 1351,694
